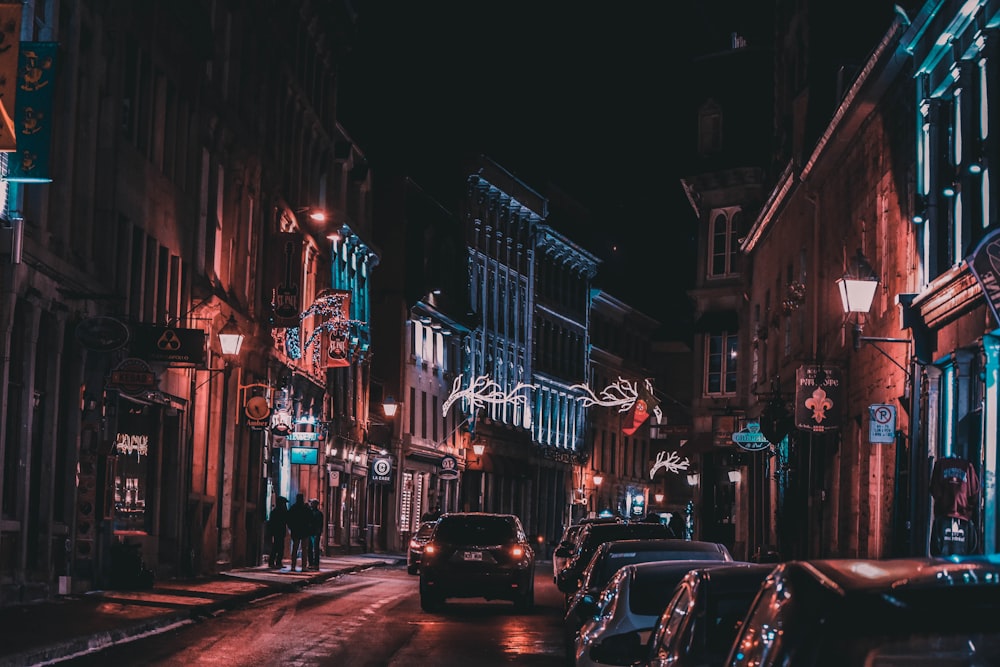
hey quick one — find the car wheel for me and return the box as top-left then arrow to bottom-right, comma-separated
419,576 -> 444,612
514,576 -> 535,612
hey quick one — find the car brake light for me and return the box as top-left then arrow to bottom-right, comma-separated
424,544 -> 436,555
511,545 -> 524,558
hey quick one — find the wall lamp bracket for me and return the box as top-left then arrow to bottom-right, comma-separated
853,325 -> 912,377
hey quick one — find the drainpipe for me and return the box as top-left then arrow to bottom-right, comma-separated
805,187 -> 822,558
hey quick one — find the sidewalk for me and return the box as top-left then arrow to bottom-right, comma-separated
0,552 -> 406,667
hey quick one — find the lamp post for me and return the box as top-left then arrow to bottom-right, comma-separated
213,314 -> 244,568
592,474 -> 603,515
382,395 -> 402,552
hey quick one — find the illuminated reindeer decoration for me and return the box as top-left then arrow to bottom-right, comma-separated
648,450 -> 690,478
441,375 -> 537,427
569,376 -> 664,429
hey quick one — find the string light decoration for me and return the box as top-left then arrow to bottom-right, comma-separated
299,289 -> 365,368
570,377 -> 664,434
441,375 -> 537,421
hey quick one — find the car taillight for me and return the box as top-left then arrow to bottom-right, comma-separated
511,545 -> 524,558
424,544 -> 436,555
409,539 -> 420,549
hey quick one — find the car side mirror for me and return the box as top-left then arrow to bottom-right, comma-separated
589,631 -> 644,666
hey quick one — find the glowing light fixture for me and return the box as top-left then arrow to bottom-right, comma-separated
218,315 -> 245,357
382,395 -> 399,418
728,469 -> 742,484
837,249 -> 878,314
686,472 -> 700,487
593,474 -> 604,486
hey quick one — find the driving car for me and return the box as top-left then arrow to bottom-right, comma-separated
563,538 -> 733,655
645,562 -> 773,667
725,557 -> 1000,666
406,521 -> 438,575
556,521 -> 677,598
574,560 -> 746,667
418,512 -> 536,612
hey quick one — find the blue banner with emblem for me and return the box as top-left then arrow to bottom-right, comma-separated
967,227 -> 1000,327
7,41 -> 55,182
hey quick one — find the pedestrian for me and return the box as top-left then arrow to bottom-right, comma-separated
266,496 -> 288,569
307,498 -> 324,570
287,493 -> 311,571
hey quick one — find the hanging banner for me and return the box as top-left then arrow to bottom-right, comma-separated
324,289 -> 351,368
795,365 -> 842,432
7,41 -> 56,182
966,227 -> 1000,326
0,6 -> 22,151
622,379 -> 660,436
269,232 -> 303,327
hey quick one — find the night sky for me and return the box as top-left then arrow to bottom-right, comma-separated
340,2 -> 774,338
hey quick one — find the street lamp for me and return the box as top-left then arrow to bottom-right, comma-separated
382,395 -> 398,418
218,315 -> 245,357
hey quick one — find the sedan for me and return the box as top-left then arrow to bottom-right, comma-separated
726,557 -> 1000,666
646,562 -> 773,666
407,521 -> 438,575
575,560 -> 741,667
564,538 -> 733,652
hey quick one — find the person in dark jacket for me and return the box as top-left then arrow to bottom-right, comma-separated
307,499 -> 324,570
265,496 -> 288,569
287,493 -> 311,572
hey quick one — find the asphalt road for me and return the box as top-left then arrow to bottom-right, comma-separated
60,562 -> 567,666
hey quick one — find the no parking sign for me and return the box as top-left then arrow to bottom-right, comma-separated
869,404 -> 896,444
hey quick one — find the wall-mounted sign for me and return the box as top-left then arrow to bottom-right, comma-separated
75,316 -> 130,351
271,407 -> 293,435
129,325 -> 206,366
108,358 -> 156,396
289,447 -> 319,465
869,404 -> 896,444
370,456 -> 393,484
287,431 -> 320,441
244,395 -> 271,429
732,421 -> 771,452
795,365 -> 842,432
440,455 -> 459,480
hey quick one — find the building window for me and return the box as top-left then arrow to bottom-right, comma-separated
705,332 -> 738,396
709,208 -> 742,278
698,100 -> 722,155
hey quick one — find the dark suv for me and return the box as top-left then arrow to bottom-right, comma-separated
418,512 -> 536,612
555,521 -> 676,597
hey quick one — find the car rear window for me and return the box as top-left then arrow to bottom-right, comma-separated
415,523 -> 436,539
629,570 -> 692,616
435,516 -> 514,545
600,550 -> 723,587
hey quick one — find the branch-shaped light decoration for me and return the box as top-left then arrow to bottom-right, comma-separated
441,374 -> 537,419
570,376 -> 664,426
648,449 -> 691,478
299,289 -> 365,367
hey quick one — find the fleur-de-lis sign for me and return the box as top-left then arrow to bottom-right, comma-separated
441,375 -> 537,417
804,387 -> 833,423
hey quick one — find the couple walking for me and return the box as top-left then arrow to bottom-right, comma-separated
266,493 -> 324,571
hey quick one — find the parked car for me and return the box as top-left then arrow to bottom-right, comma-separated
574,560 -> 743,667
406,521 -> 438,575
554,524 -> 585,583
725,557 -> 1000,666
556,521 -> 677,598
564,538 -> 734,652
418,512 -> 536,612
645,562 -> 774,667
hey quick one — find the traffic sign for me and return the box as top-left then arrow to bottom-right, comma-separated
869,404 -> 896,444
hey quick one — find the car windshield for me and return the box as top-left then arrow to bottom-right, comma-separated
434,516 -> 513,545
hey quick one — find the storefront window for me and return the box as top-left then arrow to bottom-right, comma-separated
113,401 -> 154,533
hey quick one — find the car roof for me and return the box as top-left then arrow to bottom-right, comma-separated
778,557 -> 1000,594
598,538 -> 729,554
629,559 -> 744,579
683,562 -> 774,590
582,522 -> 675,541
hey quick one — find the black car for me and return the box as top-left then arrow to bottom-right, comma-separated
406,521 -> 438,575
556,521 -> 676,597
563,538 -> 733,652
418,512 -> 536,612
